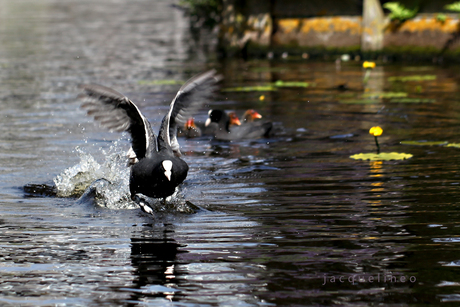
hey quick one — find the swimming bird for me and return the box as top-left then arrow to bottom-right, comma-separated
177,117 -> 202,138
205,109 -> 271,140
79,70 -> 221,209
239,109 -> 273,137
242,109 -> 262,123
204,110 -> 243,140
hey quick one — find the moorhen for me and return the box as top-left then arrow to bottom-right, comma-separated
79,70 -> 220,208
242,109 -> 262,123
177,117 -> 202,138
205,109 -> 272,140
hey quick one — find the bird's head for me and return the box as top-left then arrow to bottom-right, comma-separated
185,118 -> 197,130
228,112 -> 241,126
243,109 -> 262,123
205,109 -> 221,127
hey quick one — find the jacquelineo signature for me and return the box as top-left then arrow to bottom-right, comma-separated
322,273 -> 416,285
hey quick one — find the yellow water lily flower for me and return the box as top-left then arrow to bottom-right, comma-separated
259,95 -> 265,101
369,126 -> 383,136
363,61 -> 376,69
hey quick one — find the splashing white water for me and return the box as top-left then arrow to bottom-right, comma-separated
53,144 -> 135,209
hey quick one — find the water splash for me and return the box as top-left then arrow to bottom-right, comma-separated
53,144 -> 135,209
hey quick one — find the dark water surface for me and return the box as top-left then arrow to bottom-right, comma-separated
3,1 -> 460,306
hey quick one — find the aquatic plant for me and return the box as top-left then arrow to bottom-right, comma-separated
369,126 -> 383,137
273,80 -> 310,87
350,152 -> 413,161
362,61 -> 376,84
387,75 -> 436,82
223,81 -> 313,92
362,92 -> 407,98
389,98 -> 435,103
350,126 -> 413,161
363,61 -> 376,69
369,126 -> 383,153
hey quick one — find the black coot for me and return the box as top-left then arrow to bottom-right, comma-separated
79,70 -> 221,208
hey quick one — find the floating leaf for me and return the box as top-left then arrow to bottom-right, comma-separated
138,80 -> 183,85
362,92 -> 408,99
389,98 -> 435,103
350,152 -> 413,161
445,143 -> 460,148
339,99 -> 380,104
400,140 -> 448,146
222,86 -> 277,92
388,75 -> 437,82
223,81 -> 312,92
273,80 -> 311,87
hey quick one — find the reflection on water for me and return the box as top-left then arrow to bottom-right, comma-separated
4,0 -> 460,306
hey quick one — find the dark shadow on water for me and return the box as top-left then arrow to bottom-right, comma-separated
22,182 -> 58,198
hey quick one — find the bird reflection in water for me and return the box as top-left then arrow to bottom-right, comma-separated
128,224 -> 187,303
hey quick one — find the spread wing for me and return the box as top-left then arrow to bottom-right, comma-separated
158,69 -> 222,156
79,84 -> 157,161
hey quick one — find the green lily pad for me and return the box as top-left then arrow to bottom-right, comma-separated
445,143 -> 460,148
350,152 -> 413,161
388,75 -> 437,82
389,98 -> 436,103
339,99 -> 380,104
138,80 -> 183,85
362,92 -> 408,99
273,80 -> 311,87
222,85 -> 277,92
400,140 -> 448,146
223,80 -> 313,92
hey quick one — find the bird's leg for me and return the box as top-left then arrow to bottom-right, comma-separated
133,194 -> 154,215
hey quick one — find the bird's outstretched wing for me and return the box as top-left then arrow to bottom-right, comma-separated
79,84 -> 157,161
158,69 -> 222,156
